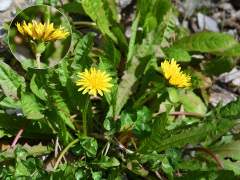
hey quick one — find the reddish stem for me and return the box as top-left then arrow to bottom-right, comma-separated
153,111 -> 206,118
3,119 -> 30,167
185,147 -> 225,169
169,111 -> 206,118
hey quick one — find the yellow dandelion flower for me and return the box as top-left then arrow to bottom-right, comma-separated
16,21 -> 29,39
49,25 -> 69,41
76,68 -> 114,97
161,58 -> 191,89
15,19 -> 69,42
22,21 -> 33,37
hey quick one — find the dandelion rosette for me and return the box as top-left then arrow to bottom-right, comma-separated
161,58 -> 191,89
16,19 -> 69,42
76,68 -> 114,97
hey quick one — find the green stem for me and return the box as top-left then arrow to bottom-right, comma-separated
36,53 -> 41,69
178,0 -> 198,38
166,172 -> 174,180
185,147 -> 225,168
74,21 -> 97,26
133,86 -> 165,109
96,134 -> 114,159
221,8 -> 225,33
83,95 -> 90,136
54,138 -> 80,170
105,94 -> 115,118
3,119 -> 30,168
46,6 -> 51,23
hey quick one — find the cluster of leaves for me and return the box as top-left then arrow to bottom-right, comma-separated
1,145 -> 49,179
1,0 -> 240,179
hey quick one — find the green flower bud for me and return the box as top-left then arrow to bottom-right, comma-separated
29,40 -> 46,55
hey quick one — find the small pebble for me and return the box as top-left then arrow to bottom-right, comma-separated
0,0 -> 12,12
119,0 -> 133,9
197,12 -> 220,32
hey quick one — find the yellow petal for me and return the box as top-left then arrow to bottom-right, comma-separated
102,88 -> 110,92
82,88 -> 89,94
32,20 -> 42,39
93,89 -> 97,97
16,22 -> 25,36
97,89 -> 103,96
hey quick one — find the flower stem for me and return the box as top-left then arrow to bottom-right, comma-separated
54,138 -> 80,170
36,53 -> 41,69
3,119 -> 30,167
83,94 -> 90,136
11,119 -> 30,148
96,134 -> 114,159
185,147 -> 225,169
178,0 -> 198,38
74,21 -> 97,26
46,6 -> 51,23
153,111 -> 206,118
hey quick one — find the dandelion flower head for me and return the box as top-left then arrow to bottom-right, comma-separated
76,68 -> 114,97
161,58 -> 191,89
16,19 -> 69,42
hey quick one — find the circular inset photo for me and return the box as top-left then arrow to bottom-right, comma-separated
8,5 -> 72,69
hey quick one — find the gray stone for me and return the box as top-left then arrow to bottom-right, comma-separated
219,3 -> 234,13
232,10 -> 240,20
0,0 -> 36,39
175,0 -> 214,17
0,0 -> 13,12
210,85 -> 237,107
212,12 -> 222,24
0,27 -> 7,38
182,144 -> 195,160
125,26 -> 132,39
119,0 -> 133,9
197,12 -> 220,32
190,17 -> 198,32
232,78 -> 240,87
6,108 -> 25,117
219,68 -> 240,85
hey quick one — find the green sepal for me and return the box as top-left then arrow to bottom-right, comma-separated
30,40 -> 46,55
